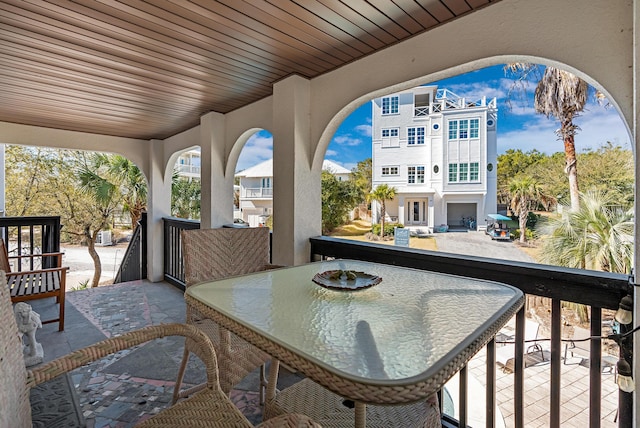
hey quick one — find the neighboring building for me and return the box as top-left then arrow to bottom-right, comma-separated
236,159 -> 350,227
371,86 -> 497,233
175,149 -> 201,180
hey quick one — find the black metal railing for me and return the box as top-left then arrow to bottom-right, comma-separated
0,216 -> 61,269
114,212 -> 147,284
163,217 -> 200,288
309,236 -> 631,428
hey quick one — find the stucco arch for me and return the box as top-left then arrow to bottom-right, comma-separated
165,145 -> 200,185
313,55 -> 634,169
226,128 -> 269,178
308,0 -> 631,170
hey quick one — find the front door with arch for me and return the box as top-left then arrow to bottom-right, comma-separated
406,199 -> 428,225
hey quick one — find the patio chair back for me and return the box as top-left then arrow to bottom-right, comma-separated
0,272 -> 32,428
181,227 -> 271,287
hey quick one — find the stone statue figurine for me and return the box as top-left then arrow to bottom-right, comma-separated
14,302 -> 44,366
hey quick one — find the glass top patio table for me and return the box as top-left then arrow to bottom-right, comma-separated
185,259 -> 524,405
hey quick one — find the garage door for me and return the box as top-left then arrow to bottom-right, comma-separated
447,203 -> 477,227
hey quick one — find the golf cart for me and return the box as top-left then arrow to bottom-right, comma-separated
485,214 -> 511,241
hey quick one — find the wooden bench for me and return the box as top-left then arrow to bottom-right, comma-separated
1,239 -> 67,331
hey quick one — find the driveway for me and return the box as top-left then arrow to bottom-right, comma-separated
432,230 -> 534,263
60,243 -> 128,289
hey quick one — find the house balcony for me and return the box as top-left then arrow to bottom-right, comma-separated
11,216 -> 633,427
242,187 -> 274,198
175,164 -> 201,176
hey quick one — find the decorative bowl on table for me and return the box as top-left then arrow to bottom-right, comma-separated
312,270 -> 382,291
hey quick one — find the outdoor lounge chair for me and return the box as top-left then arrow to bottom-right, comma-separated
173,227 -> 277,404
496,319 -> 545,371
1,238 -> 68,331
0,273 -> 321,428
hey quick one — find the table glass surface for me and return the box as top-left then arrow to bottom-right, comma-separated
187,260 -> 522,385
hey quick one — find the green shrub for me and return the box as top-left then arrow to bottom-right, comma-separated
371,223 -> 402,236
511,228 -> 536,241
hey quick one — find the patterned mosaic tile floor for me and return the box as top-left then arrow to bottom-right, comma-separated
34,281 -> 263,427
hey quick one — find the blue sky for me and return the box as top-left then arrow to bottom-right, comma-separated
236,64 -> 630,172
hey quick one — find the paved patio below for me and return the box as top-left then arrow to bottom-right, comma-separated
30,279 -> 619,427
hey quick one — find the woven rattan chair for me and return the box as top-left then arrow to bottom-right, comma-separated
263,362 -> 442,428
0,273 -> 321,428
173,227 -> 277,404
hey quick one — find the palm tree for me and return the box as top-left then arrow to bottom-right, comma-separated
505,64 -> 589,212
508,176 -> 554,243
105,155 -> 147,229
368,184 -> 397,237
539,190 -> 633,273
76,154 -> 122,287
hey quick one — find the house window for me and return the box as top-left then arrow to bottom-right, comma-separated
448,162 -> 481,182
382,166 -> 399,176
459,163 -> 468,181
459,120 -> 468,139
470,119 -> 479,138
262,178 -> 272,188
448,121 -> 458,140
408,166 -> 425,184
470,162 -> 480,181
448,118 -> 481,140
448,164 -> 458,182
381,128 -> 399,148
382,128 -> 399,138
382,96 -> 399,115
407,127 -> 425,145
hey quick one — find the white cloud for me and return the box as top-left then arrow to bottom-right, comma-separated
444,81 -> 507,101
325,149 -> 338,157
236,133 -> 273,171
333,135 -> 362,146
355,123 -> 372,137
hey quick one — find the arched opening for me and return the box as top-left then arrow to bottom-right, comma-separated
170,147 -> 202,220
4,145 -> 148,288
317,61 -> 632,427
234,129 -> 274,228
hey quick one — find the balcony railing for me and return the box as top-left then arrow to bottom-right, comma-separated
309,236 -> 631,428
242,187 -> 273,198
0,216 -> 61,269
163,217 -> 200,289
175,164 -> 201,175
158,221 -> 632,427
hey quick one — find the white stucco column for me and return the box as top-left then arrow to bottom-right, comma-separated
200,112 -> 233,228
272,75 -> 321,266
397,196 -> 405,226
428,198 -> 435,231
633,1 -> 640,422
147,139 -> 171,282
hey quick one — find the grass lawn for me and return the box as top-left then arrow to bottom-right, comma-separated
328,221 -> 438,251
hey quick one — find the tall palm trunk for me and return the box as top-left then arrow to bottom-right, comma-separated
85,226 -> 102,287
518,200 -> 527,243
562,117 -> 580,212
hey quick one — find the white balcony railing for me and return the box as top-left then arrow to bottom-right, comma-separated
243,187 -> 273,198
176,165 -> 201,175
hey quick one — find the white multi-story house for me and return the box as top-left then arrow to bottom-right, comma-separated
371,85 -> 497,233
236,158 -> 350,227
175,149 -> 201,180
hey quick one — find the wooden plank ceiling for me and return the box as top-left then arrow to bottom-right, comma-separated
0,0 -> 498,140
